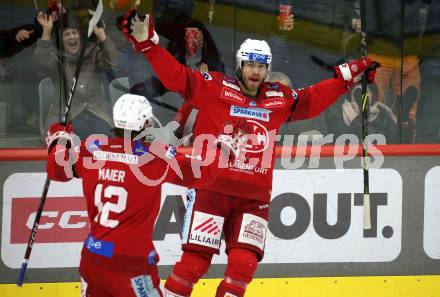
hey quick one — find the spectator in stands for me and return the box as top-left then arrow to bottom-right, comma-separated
34,12 -> 120,139
267,71 -> 292,88
0,0 -> 68,136
121,0 -> 225,144
415,0 -> 440,143
235,0 -> 294,77
0,27 -> 40,133
268,71 -> 324,144
323,83 -> 399,144
129,0 -> 225,97
346,0 -> 427,143
0,0 -> 67,59
0,25 -> 40,59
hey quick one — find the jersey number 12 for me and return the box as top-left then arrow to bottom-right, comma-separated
94,184 -> 127,228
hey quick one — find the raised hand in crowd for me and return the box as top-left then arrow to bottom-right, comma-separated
15,29 -> 35,43
351,18 -> 361,32
278,14 -> 294,31
193,28 -> 204,49
36,12 -> 54,41
93,26 -> 107,43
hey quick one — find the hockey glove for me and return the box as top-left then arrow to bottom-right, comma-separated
216,119 -> 252,159
335,58 -> 380,88
45,122 -> 74,154
122,9 -> 159,54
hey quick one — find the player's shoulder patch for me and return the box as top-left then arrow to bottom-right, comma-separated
86,139 -> 102,153
201,71 -> 212,81
133,140 -> 149,156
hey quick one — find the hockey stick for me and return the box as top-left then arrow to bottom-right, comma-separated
360,0 -> 371,230
113,78 -> 179,112
309,54 -> 345,71
112,80 -> 179,112
33,0 -> 39,11
16,0 -> 104,286
143,97 -> 178,112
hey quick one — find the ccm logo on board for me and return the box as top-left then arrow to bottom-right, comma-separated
10,197 -> 88,244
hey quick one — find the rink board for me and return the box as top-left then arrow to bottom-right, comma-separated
1,146 -> 440,297
1,275 -> 440,297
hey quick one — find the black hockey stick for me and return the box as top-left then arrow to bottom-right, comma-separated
111,80 -> 179,112
309,54 -> 346,71
359,0 -> 371,230
17,0 -> 104,286
144,97 -> 178,112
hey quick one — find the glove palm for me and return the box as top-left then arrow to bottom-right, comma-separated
122,10 -> 159,54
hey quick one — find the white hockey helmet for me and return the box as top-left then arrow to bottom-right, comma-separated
236,39 -> 272,72
113,94 -> 153,131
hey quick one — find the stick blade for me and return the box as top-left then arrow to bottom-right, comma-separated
17,261 -> 28,286
363,193 -> 372,230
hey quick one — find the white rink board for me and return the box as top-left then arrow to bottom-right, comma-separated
2,169 -> 403,268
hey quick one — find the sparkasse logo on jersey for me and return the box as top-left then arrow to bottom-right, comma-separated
230,105 -> 271,122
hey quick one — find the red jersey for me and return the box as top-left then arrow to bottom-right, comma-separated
47,137 -> 205,263
146,46 -> 349,202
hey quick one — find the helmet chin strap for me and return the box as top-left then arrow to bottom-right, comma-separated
236,67 -> 250,92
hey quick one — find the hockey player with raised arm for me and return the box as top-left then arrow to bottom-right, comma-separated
45,93 -> 241,297
122,10 -> 379,297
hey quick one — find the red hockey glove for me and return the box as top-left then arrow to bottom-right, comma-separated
335,58 -> 380,88
216,119 -> 252,159
122,9 -> 159,54
45,122 -> 74,154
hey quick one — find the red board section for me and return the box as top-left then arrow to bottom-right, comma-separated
11,196 -> 89,244
1,144 -> 440,161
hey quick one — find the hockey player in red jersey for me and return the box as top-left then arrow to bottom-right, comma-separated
122,10 -> 379,297
45,93 -> 242,297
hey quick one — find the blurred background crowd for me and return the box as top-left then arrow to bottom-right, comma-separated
0,0 -> 439,147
